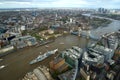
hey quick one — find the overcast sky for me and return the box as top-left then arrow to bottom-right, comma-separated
0,0 -> 120,8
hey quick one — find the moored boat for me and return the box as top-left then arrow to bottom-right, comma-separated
29,49 -> 58,64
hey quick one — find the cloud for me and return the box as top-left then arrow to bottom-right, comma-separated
0,0 -> 119,8
3,1 -> 31,4
0,3 -> 4,4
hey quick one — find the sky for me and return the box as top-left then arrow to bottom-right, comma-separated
0,0 -> 120,9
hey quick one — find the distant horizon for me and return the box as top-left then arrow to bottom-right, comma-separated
0,0 -> 120,9
0,7 -> 119,10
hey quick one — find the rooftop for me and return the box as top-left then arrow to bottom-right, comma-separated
52,57 -> 64,65
58,69 -> 75,80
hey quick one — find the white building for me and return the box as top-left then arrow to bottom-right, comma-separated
10,35 -> 37,49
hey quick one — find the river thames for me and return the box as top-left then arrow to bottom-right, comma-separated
0,14 -> 120,80
0,35 -> 91,80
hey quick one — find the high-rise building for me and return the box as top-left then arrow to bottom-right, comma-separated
98,8 -> 108,13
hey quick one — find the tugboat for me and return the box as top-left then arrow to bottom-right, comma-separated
29,49 -> 58,64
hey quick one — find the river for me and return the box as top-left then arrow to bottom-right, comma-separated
0,14 -> 120,80
0,35 -> 91,80
82,14 -> 120,39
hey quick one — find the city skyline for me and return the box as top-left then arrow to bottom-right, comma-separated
0,0 -> 120,9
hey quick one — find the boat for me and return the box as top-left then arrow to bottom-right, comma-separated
29,49 -> 58,64
36,40 -> 55,47
60,42 -> 64,45
0,65 -> 5,70
45,45 -> 49,48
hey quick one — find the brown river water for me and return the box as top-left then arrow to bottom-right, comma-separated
0,35 -> 91,80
